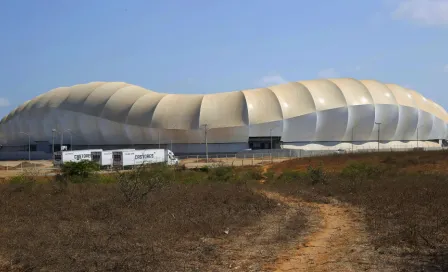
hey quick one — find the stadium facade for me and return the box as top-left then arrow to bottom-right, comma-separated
0,78 -> 447,154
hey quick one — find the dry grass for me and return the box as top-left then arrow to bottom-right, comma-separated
264,150 -> 448,271
0,165 -> 311,272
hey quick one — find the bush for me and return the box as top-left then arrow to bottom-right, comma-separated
60,160 -> 100,181
277,170 -> 306,183
207,166 -> 235,182
116,163 -> 172,204
341,161 -> 384,180
307,163 -> 328,185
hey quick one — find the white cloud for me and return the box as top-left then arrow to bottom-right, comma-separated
0,98 -> 10,107
392,0 -> 448,26
259,74 -> 287,86
317,68 -> 340,78
444,64 -> 448,72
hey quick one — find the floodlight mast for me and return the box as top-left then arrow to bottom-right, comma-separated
19,132 -> 31,161
375,122 -> 382,151
202,124 -> 209,163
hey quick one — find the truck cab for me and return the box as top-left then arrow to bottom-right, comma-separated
166,150 -> 179,165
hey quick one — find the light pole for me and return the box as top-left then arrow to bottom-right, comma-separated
19,132 -> 31,161
270,127 -> 275,163
202,124 -> 209,163
351,123 -> 361,153
416,124 -> 424,148
61,129 -> 72,151
158,130 -> 160,149
375,122 -> 382,152
52,129 -> 56,159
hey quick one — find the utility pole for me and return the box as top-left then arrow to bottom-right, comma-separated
375,122 -> 381,152
351,123 -> 360,153
61,129 -> 72,151
270,127 -> 274,163
20,132 -> 31,161
352,127 -> 355,153
52,129 -> 56,160
60,130 -> 64,150
69,131 -> 73,150
417,126 -> 419,148
416,125 -> 424,148
202,124 -> 209,163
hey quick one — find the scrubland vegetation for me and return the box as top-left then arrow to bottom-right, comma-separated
0,150 -> 447,271
266,151 -> 448,271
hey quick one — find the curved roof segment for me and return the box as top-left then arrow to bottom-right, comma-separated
0,78 -> 447,145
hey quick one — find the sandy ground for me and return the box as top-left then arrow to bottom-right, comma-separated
0,159 -> 399,270
272,200 -> 390,271
258,164 -> 392,271
0,160 -> 56,178
181,157 -> 291,168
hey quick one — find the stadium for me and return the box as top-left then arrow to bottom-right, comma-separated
0,78 -> 447,157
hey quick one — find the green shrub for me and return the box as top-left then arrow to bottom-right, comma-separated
234,167 -> 264,183
341,161 -> 384,179
60,160 -> 100,181
116,163 -> 172,204
307,163 -> 328,185
208,166 -> 234,182
277,170 -> 307,183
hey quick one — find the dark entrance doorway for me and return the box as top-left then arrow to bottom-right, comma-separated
248,137 -> 281,150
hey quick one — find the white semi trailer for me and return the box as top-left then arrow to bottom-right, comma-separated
53,149 -> 103,166
91,149 -> 135,168
112,149 -> 179,168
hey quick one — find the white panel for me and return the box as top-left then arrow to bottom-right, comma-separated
205,126 -> 249,143
343,104 -> 376,141
249,120 -> 283,137
41,109 -> 59,143
27,108 -> 45,141
243,88 -> 283,125
394,106 -> 419,140
0,122 -> 9,145
269,82 -> 316,119
315,107 -> 348,141
101,85 -> 149,123
199,91 -> 248,128
282,112 -> 317,142
360,80 -> 397,105
370,104 -> 399,141
413,110 -> 433,140
97,118 -> 130,145
54,109 -> 83,145
152,94 -> 203,129
300,80 -> 347,111
154,128 -> 204,145
16,114 -> 31,142
124,124 -> 146,145
5,118 -> 18,145
430,117 -> 446,140
77,114 -> 104,145
60,82 -> 106,112
329,79 -> 374,106
83,82 -> 129,116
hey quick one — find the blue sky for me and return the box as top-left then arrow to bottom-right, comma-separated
0,0 -> 447,118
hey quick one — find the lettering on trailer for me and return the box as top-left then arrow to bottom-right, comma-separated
135,154 -> 154,160
74,154 -> 91,160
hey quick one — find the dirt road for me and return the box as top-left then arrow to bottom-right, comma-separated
260,165 -> 389,272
